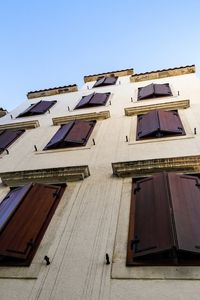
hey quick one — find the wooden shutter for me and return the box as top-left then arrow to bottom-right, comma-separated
104,77 -> 117,85
168,173 -> 200,254
93,77 -> 105,87
154,83 -> 172,96
0,183 -> 64,265
136,110 -> 159,139
75,93 -> 94,109
89,93 -> 110,105
0,129 -> 25,153
138,83 -> 154,100
0,184 -> 32,231
65,120 -> 96,146
18,100 -> 56,117
127,174 -> 173,265
44,122 -> 74,150
158,110 -> 185,135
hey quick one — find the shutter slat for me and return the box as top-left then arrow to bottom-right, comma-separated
136,110 -> 159,139
138,83 -> 154,100
154,83 -> 172,96
44,122 -> 74,150
158,110 -> 185,135
0,129 -> 25,153
169,173 -> 200,254
0,183 -> 63,262
65,120 -> 96,146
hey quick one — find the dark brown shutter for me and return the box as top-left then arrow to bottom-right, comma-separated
65,120 -> 96,146
93,77 -> 105,87
89,93 -> 110,105
158,110 -> 185,135
168,173 -> 200,254
127,174 -> 172,265
18,100 -> 56,117
44,122 -> 74,150
0,184 -> 32,231
93,76 -> 117,87
154,83 -> 172,96
0,129 -> 25,153
0,183 -> 64,265
136,110 -> 159,139
75,93 -> 94,109
138,83 -> 154,100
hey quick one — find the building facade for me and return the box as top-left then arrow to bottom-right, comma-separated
0,65 -> 200,299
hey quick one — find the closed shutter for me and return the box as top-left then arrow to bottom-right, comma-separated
154,83 -> 172,96
65,120 -> 96,146
136,110 -> 159,139
138,83 -> 154,100
44,122 -> 74,150
0,183 -> 64,265
93,76 -> 117,87
0,129 -> 25,153
127,174 -> 173,265
75,93 -> 94,109
18,100 -> 56,117
168,173 -> 200,254
90,93 -> 110,105
158,110 -> 185,135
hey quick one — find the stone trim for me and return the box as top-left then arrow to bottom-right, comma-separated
130,65 -> 195,82
124,99 -> 190,116
112,155 -> 200,178
84,69 -> 134,83
0,120 -> 40,130
52,110 -> 110,125
0,165 -> 90,187
27,85 -> 78,99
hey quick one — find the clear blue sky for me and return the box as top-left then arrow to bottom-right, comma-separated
0,0 -> 200,111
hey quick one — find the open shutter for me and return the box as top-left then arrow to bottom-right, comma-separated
44,122 -> 74,150
65,120 -> 96,146
0,129 -> 25,153
89,93 -> 110,105
104,77 -> 117,85
138,83 -> 154,100
18,100 -> 56,117
75,93 -> 94,109
127,174 -> 172,264
0,184 -> 32,231
0,183 -> 63,265
154,83 -> 172,97
158,110 -> 185,135
93,77 -> 105,87
168,173 -> 200,254
136,110 -> 159,139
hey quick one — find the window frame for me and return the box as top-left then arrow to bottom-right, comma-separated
137,83 -> 172,100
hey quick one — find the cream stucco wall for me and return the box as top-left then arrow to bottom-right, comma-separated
0,70 -> 200,299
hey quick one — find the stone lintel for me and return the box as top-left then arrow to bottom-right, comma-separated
84,69 -> 134,83
27,85 -> 78,99
0,165 -> 90,187
0,120 -> 40,130
124,99 -> 190,116
52,110 -> 110,126
130,65 -> 195,83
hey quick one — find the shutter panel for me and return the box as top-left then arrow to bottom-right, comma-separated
65,120 -> 96,146
136,110 -> 159,139
168,173 -> 200,254
138,83 -> 154,100
154,83 -> 172,96
30,100 -> 56,114
89,93 -> 110,105
93,77 -> 105,87
0,129 -> 25,152
44,122 -> 74,150
104,77 -> 117,85
0,184 -> 32,231
129,174 -> 172,260
0,183 -> 63,264
158,110 -> 185,135
75,93 -> 94,109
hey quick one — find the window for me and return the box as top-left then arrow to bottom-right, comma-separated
93,76 -> 118,88
44,120 -> 96,150
75,92 -> 110,109
136,109 -> 185,140
127,172 -> 200,266
17,100 -> 57,117
138,83 -> 172,100
0,182 -> 65,266
0,129 -> 25,154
